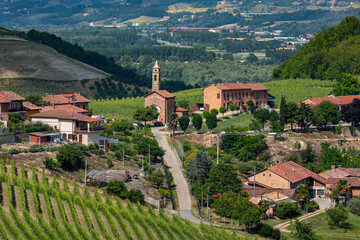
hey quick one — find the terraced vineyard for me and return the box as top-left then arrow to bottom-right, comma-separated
0,160 -> 243,240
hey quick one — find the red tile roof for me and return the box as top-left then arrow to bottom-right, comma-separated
42,93 -> 90,105
144,90 -> 175,99
0,91 -> 25,103
303,95 -> 360,106
23,102 -> 42,111
30,109 -> 91,120
205,82 -> 269,91
41,104 -> 88,114
326,178 -> 360,187
175,106 -> 189,112
320,167 -> 360,179
267,161 -> 326,184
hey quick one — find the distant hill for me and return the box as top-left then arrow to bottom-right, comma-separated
0,35 -> 109,80
273,16 -> 360,80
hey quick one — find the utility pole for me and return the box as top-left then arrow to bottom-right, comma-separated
201,187 -> 203,219
181,140 -> 184,167
84,158 -> 87,185
253,166 -> 256,199
207,186 -> 210,222
216,132 -> 219,165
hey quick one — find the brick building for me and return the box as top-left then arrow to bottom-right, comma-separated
0,91 -> 26,121
202,82 -> 270,111
42,92 -> 90,110
248,161 -> 327,198
144,61 -> 188,125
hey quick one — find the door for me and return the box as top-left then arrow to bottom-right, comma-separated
79,134 -> 82,143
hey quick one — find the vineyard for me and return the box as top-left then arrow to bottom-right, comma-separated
0,160 -> 244,240
89,88 -> 203,121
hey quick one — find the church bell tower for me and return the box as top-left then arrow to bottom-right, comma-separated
152,60 -> 160,92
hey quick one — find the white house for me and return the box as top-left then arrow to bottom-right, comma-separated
30,108 -> 104,145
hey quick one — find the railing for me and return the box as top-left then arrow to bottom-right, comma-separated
74,126 -> 104,132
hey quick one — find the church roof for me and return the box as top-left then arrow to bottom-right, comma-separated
144,90 -> 175,99
154,60 -> 160,69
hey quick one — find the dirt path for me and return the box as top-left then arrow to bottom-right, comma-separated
274,209 -> 326,232
152,127 -> 202,224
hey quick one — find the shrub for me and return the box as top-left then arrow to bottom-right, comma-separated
210,108 -> 218,116
128,189 -> 145,204
43,157 -> 58,170
202,110 -> 210,119
326,204 -> 349,228
258,223 -> 273,238
347,198 -> 360,216
107,157 -> 114,168
56,144 -> 85,170
147,169 -> 164,189
302,200 -> 319,213
106,180 -> 129,199
206,113 -> 217,130
275,202 -> 300,219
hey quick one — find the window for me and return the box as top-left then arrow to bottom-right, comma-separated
246,92 -> 248,97
242,92 -> 244,98
269,174 -> 271,177
154,75 -> 157,81
217,93 -> 220,99
263,174 -> 265,176
223,94 -> 226,99
317,189 -> 325,196
83,105 -> 85,109
227,93 -> 229,99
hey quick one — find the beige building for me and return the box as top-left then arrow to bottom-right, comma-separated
203,82 -> 270,111
144,61 -> 188,125
30,108 -> 104,145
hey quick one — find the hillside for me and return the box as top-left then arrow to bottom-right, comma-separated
0,160 -> 242,240
273,16 -> 360,80
0,35 -> 109,80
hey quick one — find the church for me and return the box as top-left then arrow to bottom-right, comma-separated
144,61 -> 188,125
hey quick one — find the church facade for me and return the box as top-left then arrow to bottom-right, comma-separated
144,61 -> 188,125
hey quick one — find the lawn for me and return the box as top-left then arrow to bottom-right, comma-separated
287,212 -> 360,240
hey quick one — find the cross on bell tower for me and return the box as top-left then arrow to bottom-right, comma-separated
152,60 -> 160,92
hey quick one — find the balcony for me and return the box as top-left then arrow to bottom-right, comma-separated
74,126 -> 104,133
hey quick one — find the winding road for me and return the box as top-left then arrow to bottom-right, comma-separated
152,127 -> 202,224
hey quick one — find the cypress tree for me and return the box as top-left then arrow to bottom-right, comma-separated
279,96 -> 287,126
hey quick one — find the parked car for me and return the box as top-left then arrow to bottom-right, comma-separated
154,122 -> 163,127
132,122 -> 144,127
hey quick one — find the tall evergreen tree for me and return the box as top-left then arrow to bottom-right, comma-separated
279,96 -> 287,126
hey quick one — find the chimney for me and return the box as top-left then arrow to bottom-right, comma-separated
331,165 -> 335,170
292,167 -> 295,172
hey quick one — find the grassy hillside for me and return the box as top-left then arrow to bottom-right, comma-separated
0,160 -> 242,240
90,79 -> 333,120
0,35 -> 109,81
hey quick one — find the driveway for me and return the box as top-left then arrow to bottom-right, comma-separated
152,127 -> 202,224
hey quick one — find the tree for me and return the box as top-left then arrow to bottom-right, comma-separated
177,99 -> 190,110
43,157 -> 59,170
178,116 -> 190,133
147,169 -> 164,189
192,113 -> 203,132
106,180 -> 129,199
229,103 -> 236,113
293,220 -> 316,240
275,202 -> 300,219
185,150 -> 213,185
26,94 -> 49,106
332,74 -> 360,96
287,102 -> 298,130
301,144 -> 316,163
296,184 -> 309,207
247,100 -> 255,113
279,96 -> 287,126
246,53 -> 258,63
334,124 -> 343,137
336,179 -> 349,202
210,108 -> 219,116
258,200 -> 270,220
110,120 -> 134,132
296,103 -> 313,131
326,204 -> 349,228
219,106 -> 227,118
202,110 -> 210,119
206,113 -> 217,130
207,162 -> 243,195
235,105 -> 241,112
347,198 -> 360,216
135,137 -> 165,162
341,98 -> 360,126
128,189 -> 145,204
56,144 -> 85,171
270,121 -> 284,132
249,119 -> 262,131
169,113 -> 178,136
253,108 -> 270,130
243,207 -> 261,231
133,105 -> 159,125
313,100 -> 341,128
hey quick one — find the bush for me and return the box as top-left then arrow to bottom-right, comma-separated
202,110 -> 210,119
206,113 -> 217,130
258,223 -> 273,238
275,202 -> 300,219
128,189 -> 145,204
210,108 -> 219,115
43,157 -> 58,170
106,180 -> 129,199
302,200 -> 319,213
56,144 -> 85,171
8,149 -> 20,155
347,198 -> 360,216
326,204 -> 349,228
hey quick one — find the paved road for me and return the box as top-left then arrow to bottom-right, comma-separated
152,127 -> 202,224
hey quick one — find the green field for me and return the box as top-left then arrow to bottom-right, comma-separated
286,212 -> 360,240
89,79 -> 334,120
0,160 -> 243,240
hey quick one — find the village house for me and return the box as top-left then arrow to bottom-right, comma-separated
0,91 -> 26,121
301,94 -> 360,110
319,165 -> 360,198
196,82 -> 273,112
42,92 -> 90,110
144,61 -> 189,125
29,107 -> 104,145
248,161 -> 327,198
